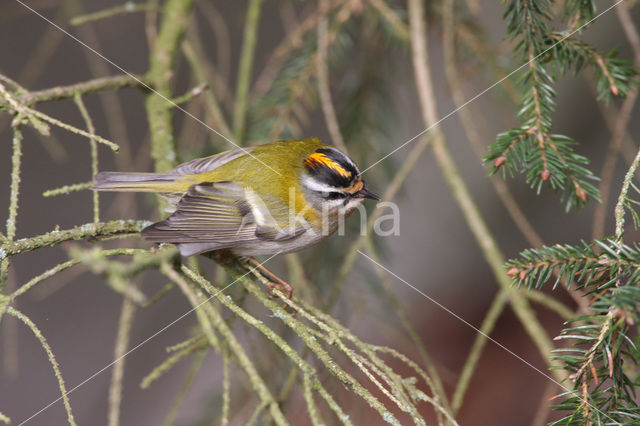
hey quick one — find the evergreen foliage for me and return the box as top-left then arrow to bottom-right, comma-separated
485,0 -> 637,211
506,239 -> 640,423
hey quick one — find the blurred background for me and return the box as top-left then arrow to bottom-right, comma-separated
1,0 -> 639,425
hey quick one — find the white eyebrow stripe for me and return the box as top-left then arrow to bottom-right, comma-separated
301,176 -> 341,193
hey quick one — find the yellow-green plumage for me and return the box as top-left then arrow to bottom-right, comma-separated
92,137 -> 383,257
95,138 -> 326,225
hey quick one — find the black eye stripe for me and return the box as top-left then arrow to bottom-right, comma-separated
324,192 -> 348,200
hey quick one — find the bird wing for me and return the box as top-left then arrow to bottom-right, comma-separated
141,181 -> 307,256
171,148 -> 252,176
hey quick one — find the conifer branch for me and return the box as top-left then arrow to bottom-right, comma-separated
485,0 -> 637,210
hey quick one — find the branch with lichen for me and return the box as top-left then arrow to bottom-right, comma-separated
145,0 -> 195,173
0,81 -> 120,152
176,262 -> 447,425
0,220 -> 150,257
18,74 -> 147,105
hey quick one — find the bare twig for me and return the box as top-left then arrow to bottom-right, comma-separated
196,1 -> 231,84
163,349 -> 208,426
43,181 -> 94,197
73,94 -> 100,223
71,2 -> 156,26
451,290 -> 509,413
232,0 -> 262,144
592,3 -> 640,239
108,295 -> 137,426
181,41 -> 232,137
252,0 -> 344,98
20,74 -> 146,104
317,0 -> 348,152
8,307 -> 77,426
407,0 -> 564,383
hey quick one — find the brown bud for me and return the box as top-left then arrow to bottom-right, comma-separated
541,169 -> 550,181
519,271 -> 526,281
495,156 -> 506,167
577,188 -> 587,203
507,268 -> 519,276
611,85 -> 619,96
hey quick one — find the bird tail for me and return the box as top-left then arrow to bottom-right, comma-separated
92,171 -> 188,193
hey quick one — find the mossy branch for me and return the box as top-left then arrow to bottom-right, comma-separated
19,74 -> 147,105
0,220 -> 150,257
145,0 -> 195,173
180,259 -> 446,425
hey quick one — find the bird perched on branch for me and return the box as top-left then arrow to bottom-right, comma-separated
93,138 -> 379,296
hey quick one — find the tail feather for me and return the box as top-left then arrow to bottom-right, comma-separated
93,172 -> 184,192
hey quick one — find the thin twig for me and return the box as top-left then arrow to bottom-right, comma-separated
181,41 -> 232,137
442,0 -> 544,249
525,290 -> 575,320
408,0 -> 565,383
317,0 -> 348,152
73,94 -> 100,223
183,271 -> 289,424
43,181 -> 94,198
163,349 -> 207,426
8,307 -> 77,426
170,82 -> 208,105
20,74 -> 146,104
252,0 -> 344,99
232,0 -> 262,144
71,7 -> 135,167
221,344 -> 231,426
183,266 -> 381,425
362,237 -> 450,414
184,16 -> 233,109
1,84 -> 119,151
592,3 -> 640,239
108,295 -> 137,426
615,147 -> 640,239
71,2 -> 156,26
140,335 -> 206,388
160,263 -> 221,351
442,0 -> 589,312
451,290 -> 509,413
0,125 -> 23,293
196,1 -> 231,84
5,125 -> 22,242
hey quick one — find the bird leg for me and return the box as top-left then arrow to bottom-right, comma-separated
247,257 -> 294,300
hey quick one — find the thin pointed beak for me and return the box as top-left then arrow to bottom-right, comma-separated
356,187 -> 381,201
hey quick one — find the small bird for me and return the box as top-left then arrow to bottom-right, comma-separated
93,138 -> 379,259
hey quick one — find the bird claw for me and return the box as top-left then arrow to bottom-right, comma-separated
265,279 -> 293,300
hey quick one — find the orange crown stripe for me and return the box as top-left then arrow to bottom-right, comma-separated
305,153 -> 352,178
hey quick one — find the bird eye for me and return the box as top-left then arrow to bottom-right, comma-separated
322,191 -> 348,200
